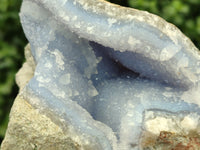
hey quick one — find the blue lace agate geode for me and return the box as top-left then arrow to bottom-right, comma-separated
20,0 -> 200,149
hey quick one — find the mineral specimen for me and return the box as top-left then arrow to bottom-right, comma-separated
18,0 -> 200,149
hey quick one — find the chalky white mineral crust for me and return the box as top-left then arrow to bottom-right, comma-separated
19,0 -> 200,149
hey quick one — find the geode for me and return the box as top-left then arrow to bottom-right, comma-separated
19,0 -> 200,149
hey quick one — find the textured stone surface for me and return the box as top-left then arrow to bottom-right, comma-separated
1,96 -> 80,150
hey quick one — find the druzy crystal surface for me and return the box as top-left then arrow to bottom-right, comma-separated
20,0 -> 200,149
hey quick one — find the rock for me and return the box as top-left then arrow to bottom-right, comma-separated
1,97 -> 80,150
15,44 -> 35,92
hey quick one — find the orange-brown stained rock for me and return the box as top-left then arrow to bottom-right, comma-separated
142,131 -> 200,150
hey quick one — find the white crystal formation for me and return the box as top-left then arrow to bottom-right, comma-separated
20,0 -> 200,149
